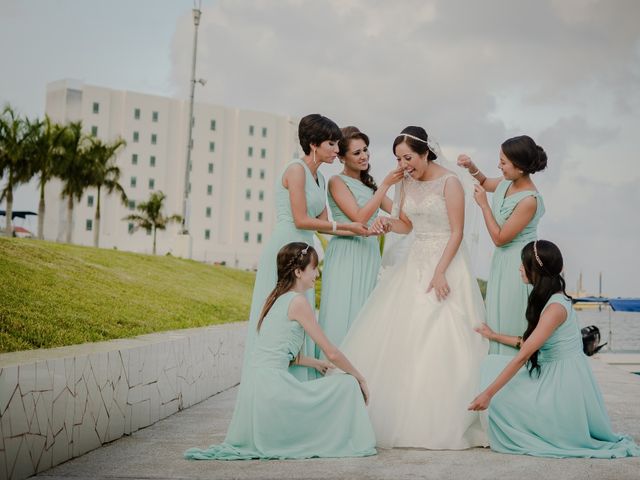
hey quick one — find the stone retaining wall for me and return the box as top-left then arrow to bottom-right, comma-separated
0,322 -> 246,480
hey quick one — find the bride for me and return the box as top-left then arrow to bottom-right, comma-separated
338,126 -> 488,449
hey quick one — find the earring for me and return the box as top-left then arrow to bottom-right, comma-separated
312,149 -> 317,165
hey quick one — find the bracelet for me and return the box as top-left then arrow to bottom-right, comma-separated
331,220 -> 337,232
515,336 -> 523,349
469,168 -> 480,176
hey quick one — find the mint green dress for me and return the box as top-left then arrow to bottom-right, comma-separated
316,175 -> 380,361
486,180 -> 545,355
244,160 -> 326,382
480,294 -> 640,458
185,292 -> 377,460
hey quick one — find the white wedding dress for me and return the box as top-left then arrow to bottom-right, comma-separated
340,173 -> 489,449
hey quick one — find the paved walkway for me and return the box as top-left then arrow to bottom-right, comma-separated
35,359 -> 640,480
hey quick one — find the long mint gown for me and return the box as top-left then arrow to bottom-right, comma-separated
316,175 -> 380,360
480,294 -> 640,458
486,180 -> 545,355
244,160 -> 326,381
185,292 -> 377,460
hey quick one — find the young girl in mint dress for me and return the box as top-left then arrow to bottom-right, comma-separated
316,127 -> 403,361
244,115 -> 368,382
185,243 -> 376,460
469,240 -> 640,458
458,135 -> 546,355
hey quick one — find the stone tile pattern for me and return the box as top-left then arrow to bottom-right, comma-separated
0,323 -> 245,480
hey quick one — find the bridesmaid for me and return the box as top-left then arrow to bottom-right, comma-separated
469,240 -> 640,459
245,114 -> 369,382
316,126 -> 403,361
457,135 -> 546,355
185,243 -> 376,460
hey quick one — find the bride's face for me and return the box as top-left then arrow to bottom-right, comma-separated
395,141 -> 428,180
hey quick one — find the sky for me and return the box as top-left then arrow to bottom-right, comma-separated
1,0 -> 639,296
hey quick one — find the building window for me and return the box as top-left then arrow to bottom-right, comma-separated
131,177 -> 137,188
132,153 -> 138,165
247,167 -> 252,178
258,190 -> 264,201
152,111 -> 159,122
86,219 -> 93,231
259,169 -> 265,180
205,229 -> 210,240
87,195 -> 94,207
148,178 -> 155,189
245,189 -> 251,200
91,126 -> 98,136
128,200 -> 136,211
151,133 -> 157,145
243,232 -> 249,243
249,125 -> 254,136
244,211 -> 250,221
188,182 -> 191,193
207,185 -> 213,195
257,233 -> 262,243
248,146 -> 253,157
205,207 -> 212,218
258,211 -> 263,222
208,163 -> 214,174
210,119 -> 216,131
209,141 -> 215,152
134,108 -> 140,120
261,127 -> 267,137
128,222 -> 134,234
133,131 -> 139,143
150,155 -> 156,167
92,102 -> 99,114
260,148 -> 266,159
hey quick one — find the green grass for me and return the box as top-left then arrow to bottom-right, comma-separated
0,237 -> 255,353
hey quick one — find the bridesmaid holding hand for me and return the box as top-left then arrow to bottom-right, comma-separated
458,135 -> 546,355
316,126 -> 403,361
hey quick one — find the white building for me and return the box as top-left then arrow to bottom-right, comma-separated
43,79 -> 300,268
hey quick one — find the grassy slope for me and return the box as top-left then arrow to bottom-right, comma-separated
0,238 -> 255,353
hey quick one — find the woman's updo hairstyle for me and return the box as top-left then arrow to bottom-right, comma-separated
338,126 -> 377,192
392,126 -> 437,161
298,114 -> 342,155
501,135 -> 547,174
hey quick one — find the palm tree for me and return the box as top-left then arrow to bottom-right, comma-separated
86,137 -> 127,247
55,121 -> 91,244
0,105 -> 36,236
28,116 -> 67,240
124,191 -> 181,254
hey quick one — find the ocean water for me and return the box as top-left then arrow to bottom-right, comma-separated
576,308 -> 640,352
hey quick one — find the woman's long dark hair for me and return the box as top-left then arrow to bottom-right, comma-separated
338,126 -> 377,192
257,242 -> 319,331
521,240 -> 572,376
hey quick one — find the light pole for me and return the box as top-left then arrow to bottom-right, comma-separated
181,4 -> 204,234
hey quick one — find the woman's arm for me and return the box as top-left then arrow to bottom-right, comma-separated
457,154 -> 502,192
427,177 -> 464,301
284,164 -> 368,235
468,304 -> 568,411
290,354 -> 333,376
474,184 -> 537,247
475,323 -> 522,348
288,295 -> 370,404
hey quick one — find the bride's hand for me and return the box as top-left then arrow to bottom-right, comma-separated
346,222 -> 369,236
468,391 -> 492,411
370,216 -> 391,235
313,359 -> 334,376
426,271 -> 450,301
474,323 -> 495,340
358,379 -> 370,405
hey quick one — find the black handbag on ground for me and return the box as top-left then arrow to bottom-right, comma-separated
581,325 -> 607,356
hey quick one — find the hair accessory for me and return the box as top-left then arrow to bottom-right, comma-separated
401,133 -> 438,157
533,241 -> 543,267
300,244 -> 310,255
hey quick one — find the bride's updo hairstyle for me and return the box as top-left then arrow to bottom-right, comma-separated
501,135 -> 547,174
392,126 -> 437,161
298,114 -> 342,155
520,240 -> 571,376
338,126 -> 378,192
257,242 -> 319,331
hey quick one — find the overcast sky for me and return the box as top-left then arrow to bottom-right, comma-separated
1,0 -> 639,296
